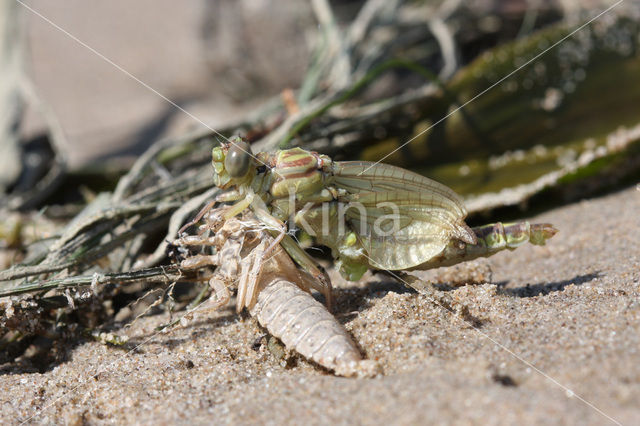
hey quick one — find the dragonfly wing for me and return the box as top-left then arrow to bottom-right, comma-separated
331,161 -> 475,270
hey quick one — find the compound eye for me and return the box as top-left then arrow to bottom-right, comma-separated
224,140 -> 252,178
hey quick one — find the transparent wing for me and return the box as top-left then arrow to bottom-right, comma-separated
330,161 -> 475,270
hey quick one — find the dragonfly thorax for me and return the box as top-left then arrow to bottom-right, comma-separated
269,148 -> 327,199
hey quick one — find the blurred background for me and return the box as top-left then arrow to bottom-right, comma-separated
2,0 -> 639,215
3,0 -> 639,210
19,0 -> 314,167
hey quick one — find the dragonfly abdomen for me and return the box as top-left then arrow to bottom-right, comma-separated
410,221 -> 558,270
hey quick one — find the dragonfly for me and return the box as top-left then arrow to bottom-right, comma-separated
183,137 -> 557,307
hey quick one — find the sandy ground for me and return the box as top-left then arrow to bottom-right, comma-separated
0,184 -> 638,424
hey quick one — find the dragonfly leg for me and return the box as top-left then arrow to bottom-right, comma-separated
223,191 -> 255,220
279,234 -> 334,312
215,189 -> 244,203
252,206 -> 334,311
240,228 -> 288,311
185,274 -> 232,325
244,238 -> 272,311
263,223 -> 286,257
207,276 -> 231,310
178,199 -> 217,235
236,245 -> 257,312
174,234 -> 216,247
180,254 -> 220,270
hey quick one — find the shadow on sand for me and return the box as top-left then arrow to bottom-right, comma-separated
497,272 -> 601,297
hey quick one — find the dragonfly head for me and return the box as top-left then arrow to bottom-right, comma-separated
211,137 -> 255,189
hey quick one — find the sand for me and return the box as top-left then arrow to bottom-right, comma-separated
1,185 -> 639,425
